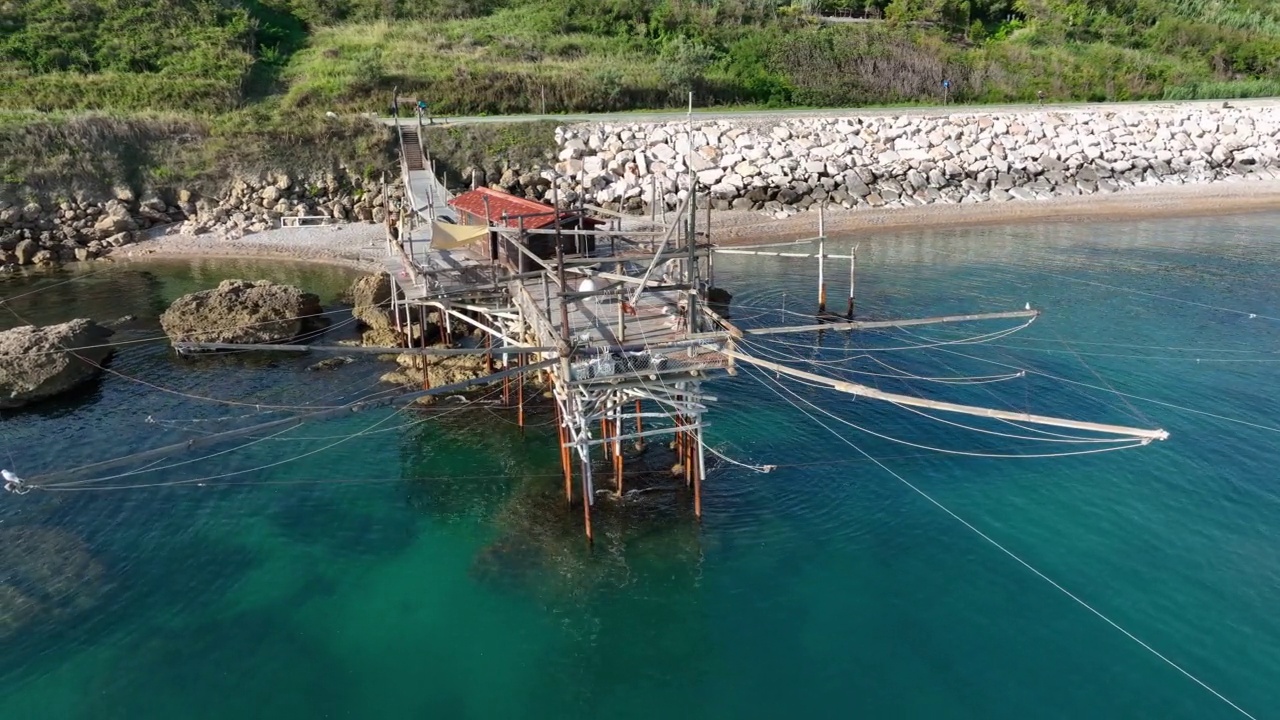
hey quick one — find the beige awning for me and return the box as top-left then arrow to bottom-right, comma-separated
430,222 -> 488,250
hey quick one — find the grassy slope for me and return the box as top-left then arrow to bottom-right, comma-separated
2,0 -> 1280,190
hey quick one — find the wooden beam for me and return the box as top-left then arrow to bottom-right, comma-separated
711,249 -> 856,260
174,342 -> 559,356
727,350 -> 1168,441
741,309 -> 1040,337
569,423 -> 704,448
717,237 -> 818,249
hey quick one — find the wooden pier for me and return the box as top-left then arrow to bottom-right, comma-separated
368,123 -> 1169,540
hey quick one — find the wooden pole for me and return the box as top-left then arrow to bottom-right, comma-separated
419,305 -> 430,390
556,402 -> 573,503
847,251 -> 856,319
635,399 -> 642,436
818,205 -> 827,313
727,350 -> 1170,441
650,174 -> 657,225
693,424 -> 703,519
614,397 -> 624,493
552,184 -> 571,345
516,354 -> 525,433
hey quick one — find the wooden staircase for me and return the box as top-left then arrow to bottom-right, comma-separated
400,128 -> 425,171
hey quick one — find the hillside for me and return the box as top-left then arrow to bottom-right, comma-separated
3,0 -> 1280,193
3,0 -> 1280,118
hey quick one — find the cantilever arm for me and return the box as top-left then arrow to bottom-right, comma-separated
726,350 -> 1169,442
742,309 -> 1040,337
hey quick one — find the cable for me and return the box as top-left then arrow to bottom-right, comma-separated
750,364 -> 1259,720
930,346 -> 1280,436
704,444 -> 775,473
0,265 -> 115,305
741,365 -> 1148,459
40,403 -> 414,492
1027,268 -> 1279,324
0,304 -> 370,358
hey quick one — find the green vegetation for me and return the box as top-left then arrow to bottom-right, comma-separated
0,110 -> 394,192
5,0 -> 1280,116
2,0 -> 1280,190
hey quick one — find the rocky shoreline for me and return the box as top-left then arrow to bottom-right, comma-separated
6,102 -> 1280,270
0,168 -> 401,268
516,103 -> 1280,217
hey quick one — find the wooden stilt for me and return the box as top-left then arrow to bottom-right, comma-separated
418,305 -> 430,390
685,427 -> 693,488
516,354 -> 525,434
695,423 -> 707,520
614,396 -> 624,493
847,251 -> 856,320
818,233 -> 828,314
693,425 -> 702,519
581,456 -> 593,543
556,402 -> 572,503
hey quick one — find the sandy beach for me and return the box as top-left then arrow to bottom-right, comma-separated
116,178 -> 1280,271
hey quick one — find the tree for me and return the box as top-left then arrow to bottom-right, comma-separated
659,35 -> 717,91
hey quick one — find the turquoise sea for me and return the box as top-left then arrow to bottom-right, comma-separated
1,214 -> 1278,719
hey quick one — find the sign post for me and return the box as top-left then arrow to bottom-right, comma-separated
942,79 -> 951,105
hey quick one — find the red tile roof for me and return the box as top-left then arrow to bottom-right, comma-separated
448,187 -> 602,230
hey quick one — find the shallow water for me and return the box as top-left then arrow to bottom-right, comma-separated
1,216 -> 1278,719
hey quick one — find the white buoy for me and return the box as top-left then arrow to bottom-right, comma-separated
2,469 -> 27,494
577,278 -> 597,293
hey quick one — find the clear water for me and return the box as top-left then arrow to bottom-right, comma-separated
1,215 -> 1278,720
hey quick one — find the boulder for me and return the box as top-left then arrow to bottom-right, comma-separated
343,273 -> 398,346
0,319 -> 114,408
159,280 -> 325,345
92,205 -> 136,238
382,354 -> 488,397
13,239 -> 37,265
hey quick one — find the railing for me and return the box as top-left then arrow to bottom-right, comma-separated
280,215 -> 333,228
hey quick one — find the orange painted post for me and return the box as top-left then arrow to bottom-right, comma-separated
614,402 -> 624,493
516,354 -> 525,434
556,403 -> 572,503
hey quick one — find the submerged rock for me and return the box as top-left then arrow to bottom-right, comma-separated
307,356 -> 354,371
160,279 -> 325,345
0,318 -> 114,409
0,526 -> 108,641
380,353 -> 489,397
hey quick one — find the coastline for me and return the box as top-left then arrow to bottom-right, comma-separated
115,224 -> 390,273
708,177 -> 1280,243
107,179 -> 1280,271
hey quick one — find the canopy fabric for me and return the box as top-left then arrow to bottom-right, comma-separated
429,221 -> 487,250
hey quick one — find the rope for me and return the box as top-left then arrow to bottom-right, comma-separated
0,305 -> 368,358
755,315 -> 1036,354
750,362 -> 1259,720
740,365 -> 1149,459
38,403 -> 414,492
0,265 -> 115,305
737,335 -> 1024,385
1028,268 -> 1280,324
705,444 -> 775,473
886,400 -> 1138,445
931,346 -> 1280,436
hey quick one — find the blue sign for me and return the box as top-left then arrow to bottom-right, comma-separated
942,80 -> 951,89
